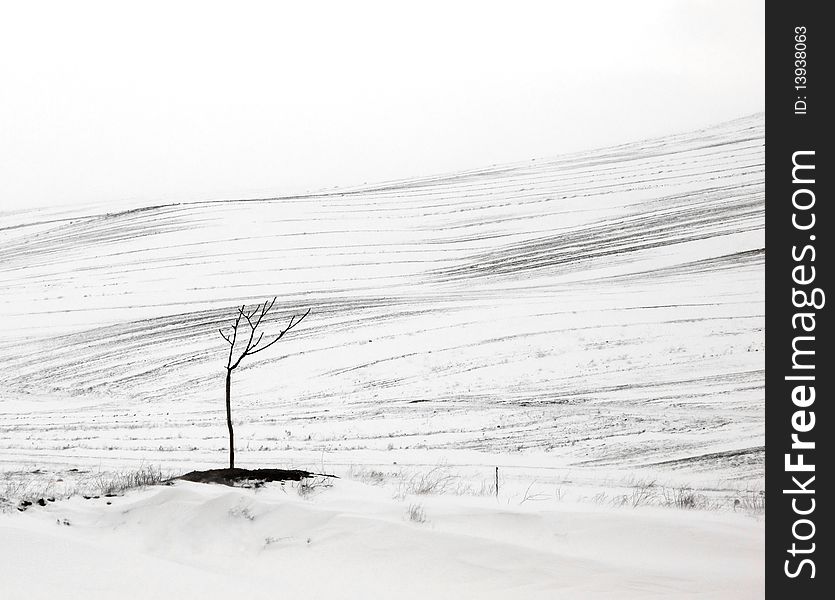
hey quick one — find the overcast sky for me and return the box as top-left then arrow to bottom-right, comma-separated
1,0 -> 763,212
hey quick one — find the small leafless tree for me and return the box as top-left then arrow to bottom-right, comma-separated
218,298 -> 310,469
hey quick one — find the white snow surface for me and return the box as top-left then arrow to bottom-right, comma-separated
0,480 -> 763,600
0,115 -> 764,597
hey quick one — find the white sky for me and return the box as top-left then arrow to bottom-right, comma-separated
0,0 -> 763,212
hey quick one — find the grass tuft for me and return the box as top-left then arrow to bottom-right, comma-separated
93,465 -> 167,496
407,503 -> 427,523
295,476 -> 333,499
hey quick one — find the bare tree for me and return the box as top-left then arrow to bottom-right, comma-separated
218,298 -> 310,469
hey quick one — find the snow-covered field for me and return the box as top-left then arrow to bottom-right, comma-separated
1,478 -> 763,599
0,115 -> 764,597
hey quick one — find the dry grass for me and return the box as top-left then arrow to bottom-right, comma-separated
519,480 -> 551,504
399,466 -> 459,496
394,466 -> 496,499
92,466 -> 167,496
407,503 -> 427,524
584,480 -> 764,514
295,475 -> 334,499
346,466 -> 389,486
611,479 -> 658,508
1,465 -> 169,511
660,486 -> 710,510
732,489 -> 765,514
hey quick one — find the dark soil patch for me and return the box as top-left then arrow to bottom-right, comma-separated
174,468 -> 336,487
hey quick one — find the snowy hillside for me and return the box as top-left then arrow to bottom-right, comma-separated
0,115 -> 764,490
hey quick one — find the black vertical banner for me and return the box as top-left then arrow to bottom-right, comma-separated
766,2 -> 831,597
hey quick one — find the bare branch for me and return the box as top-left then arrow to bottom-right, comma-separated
229,298 -> 275,368
224,299 -> 307,369
245,307 -> 310,357
238,305 -> 255,328
286,307 -> 311,331
225,308 -> 243,369
243,334 -> 282,357
236,315 -> 260,367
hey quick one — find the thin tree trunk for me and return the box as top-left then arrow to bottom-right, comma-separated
225,368 -> 234,469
